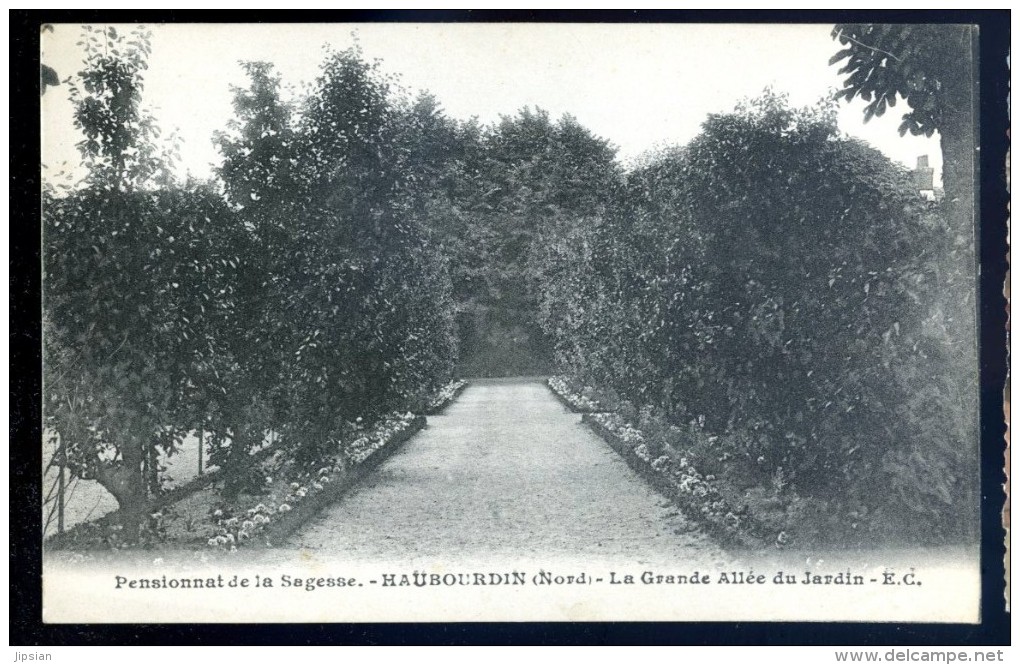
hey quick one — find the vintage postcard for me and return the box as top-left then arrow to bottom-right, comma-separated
37,20 -> 994,625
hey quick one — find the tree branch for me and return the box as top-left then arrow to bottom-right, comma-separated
835,28 -> 902,63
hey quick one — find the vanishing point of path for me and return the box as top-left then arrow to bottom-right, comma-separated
287,377 -> 729,566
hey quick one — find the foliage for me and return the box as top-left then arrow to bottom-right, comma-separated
830,24 -> 973,137
428,107 -> 621,376
44,178 -> 242,539
540,91 -> 978,544
44,27 -> 229,539
64,25 -> 178,190
829,23 -> 977,244
43,28 -> 977,549
44,37 -> 460,539
208,48 -> 460,477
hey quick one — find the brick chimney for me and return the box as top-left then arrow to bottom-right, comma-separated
913,155 -> 934,191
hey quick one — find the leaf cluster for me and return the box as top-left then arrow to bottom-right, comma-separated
44,39 -> 460,522
538,92 -> 977,544
830,23 -> 972,137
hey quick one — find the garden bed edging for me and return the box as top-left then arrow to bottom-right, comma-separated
581,413 -> 767,550
251,415 -> 427,547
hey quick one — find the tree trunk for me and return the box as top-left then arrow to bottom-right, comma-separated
939,25 -> 978,245
936,24 -> 980,539
940,120 -> 976,244
222,420 -> 255,499
92,439 -> 148,543
147,434 -> 162,495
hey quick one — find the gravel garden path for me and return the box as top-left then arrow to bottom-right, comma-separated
286,377 -> 729,566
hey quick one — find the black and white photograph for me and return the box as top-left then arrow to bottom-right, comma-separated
23,13 -> 1006,633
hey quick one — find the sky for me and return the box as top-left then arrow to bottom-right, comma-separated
41,22 -> 943,184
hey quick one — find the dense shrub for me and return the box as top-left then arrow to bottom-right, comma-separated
540,92 -> 977,544
44,35 -> 460,537
44,184 -> 242,535
43,28 -> 977,549
215,49 -> 459,471
427,108 -> 621,376
43,26 -> 251,536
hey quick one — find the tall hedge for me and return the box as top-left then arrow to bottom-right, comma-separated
44,36 -> 460,537
541,92 -> 977,543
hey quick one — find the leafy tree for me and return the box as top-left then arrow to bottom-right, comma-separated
216,61 -> 299,208
45,26 -> 177,539
45,26 -> 257,540
65,25 -> 177,191
541,91 -> 977,544
441,107 -> 620,376
46,39 -> 462,538
830,24 -> 977,232
214,47 -> 458,469
211,62 -> 301,493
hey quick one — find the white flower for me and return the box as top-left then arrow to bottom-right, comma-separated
279,503 -> 292,513
207,538 -> 218,547
242,520 -> 254,530
213,509 -> 223,517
